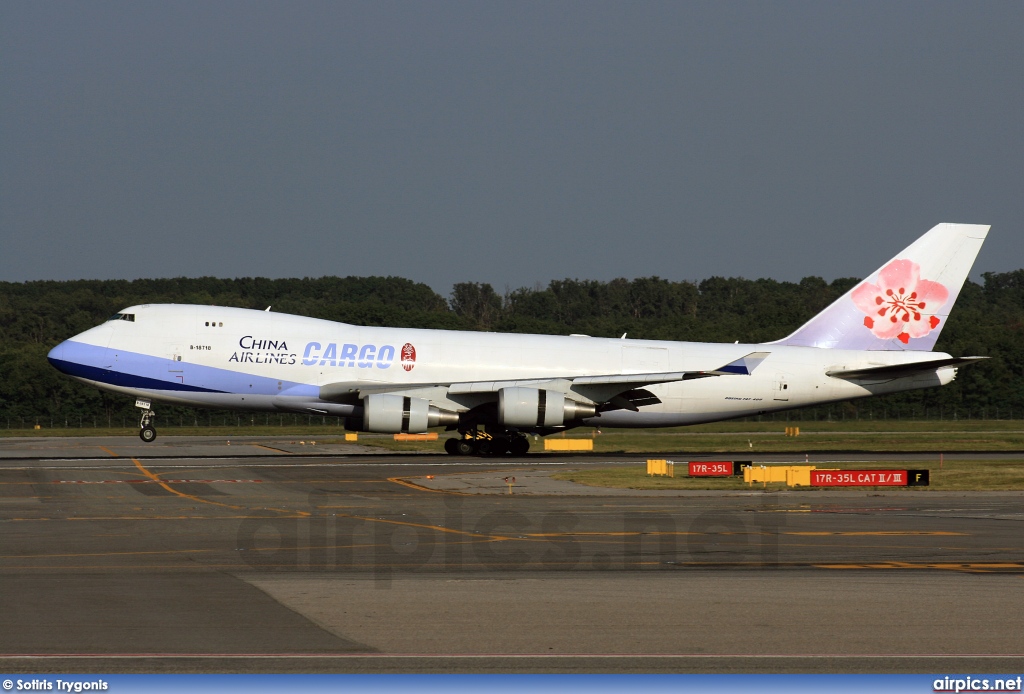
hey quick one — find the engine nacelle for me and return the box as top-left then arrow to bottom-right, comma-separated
361,393 -> 458,433
498,387 -> 596,428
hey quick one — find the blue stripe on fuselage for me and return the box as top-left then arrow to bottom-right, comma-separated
47,340 -> 316,396
49,357 -> 224,393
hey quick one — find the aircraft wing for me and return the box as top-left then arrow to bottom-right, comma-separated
826,356 -> 988,380
566,351 -> 770,403
319,352 -> 771,406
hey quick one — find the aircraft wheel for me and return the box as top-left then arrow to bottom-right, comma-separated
139,426 -> 157,443
489,437 -> 510,456
444,438 -> 460,455
455,439 -> 476,456
477,439 -> 493,456
509,436 -> 530,456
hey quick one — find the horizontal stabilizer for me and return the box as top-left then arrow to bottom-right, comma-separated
827,356 -> 988,380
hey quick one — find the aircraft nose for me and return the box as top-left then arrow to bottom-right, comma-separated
47,341 -> 69,373
48,324 -> 115,377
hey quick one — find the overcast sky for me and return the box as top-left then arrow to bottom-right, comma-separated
2,1 -> 1022,296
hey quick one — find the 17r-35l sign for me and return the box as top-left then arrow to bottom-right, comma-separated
810,470 -> 908,486
688,462 -> 733,477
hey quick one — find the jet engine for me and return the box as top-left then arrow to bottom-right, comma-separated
498,387 -> 596,428
361,393 -> 458,433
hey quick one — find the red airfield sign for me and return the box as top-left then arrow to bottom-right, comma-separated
811,470 -> 908,486
688,461 -> 733,477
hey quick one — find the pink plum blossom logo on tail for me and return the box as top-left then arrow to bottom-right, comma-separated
851,259 -> 949,344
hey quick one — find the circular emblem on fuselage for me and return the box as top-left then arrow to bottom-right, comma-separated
401,343 -> 416,371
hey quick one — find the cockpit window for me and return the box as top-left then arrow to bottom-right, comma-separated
108,313 -> 135,322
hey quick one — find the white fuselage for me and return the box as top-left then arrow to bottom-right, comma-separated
48,304 -> 955,429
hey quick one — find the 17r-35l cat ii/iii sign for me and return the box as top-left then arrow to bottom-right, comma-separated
48,223 -> 989,455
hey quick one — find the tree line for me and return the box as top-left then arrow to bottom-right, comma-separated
1,270 -> 1022,427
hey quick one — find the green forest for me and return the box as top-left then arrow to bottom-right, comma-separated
2,269 -> 1024,428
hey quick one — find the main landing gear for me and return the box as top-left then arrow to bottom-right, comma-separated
444,437 -> 477,456
137,399 -> 157,442
444,430 -> 530,456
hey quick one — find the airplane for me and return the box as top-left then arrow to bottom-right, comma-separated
48,223 -> 989,455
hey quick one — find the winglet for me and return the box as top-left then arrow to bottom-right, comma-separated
711,351 -> 771,376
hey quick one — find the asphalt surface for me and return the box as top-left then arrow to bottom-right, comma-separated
1,436 -> 1023,673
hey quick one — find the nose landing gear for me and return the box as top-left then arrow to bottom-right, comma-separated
136,399 -> 157,442
140,424 -> 157,443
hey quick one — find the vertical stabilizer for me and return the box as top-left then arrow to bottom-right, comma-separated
772,223 -> 989,351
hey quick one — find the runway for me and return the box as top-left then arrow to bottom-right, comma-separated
1,436 -> 1023,673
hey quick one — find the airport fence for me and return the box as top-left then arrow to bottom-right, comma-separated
5,404 -> 1024,431
2,412 -> 356,430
